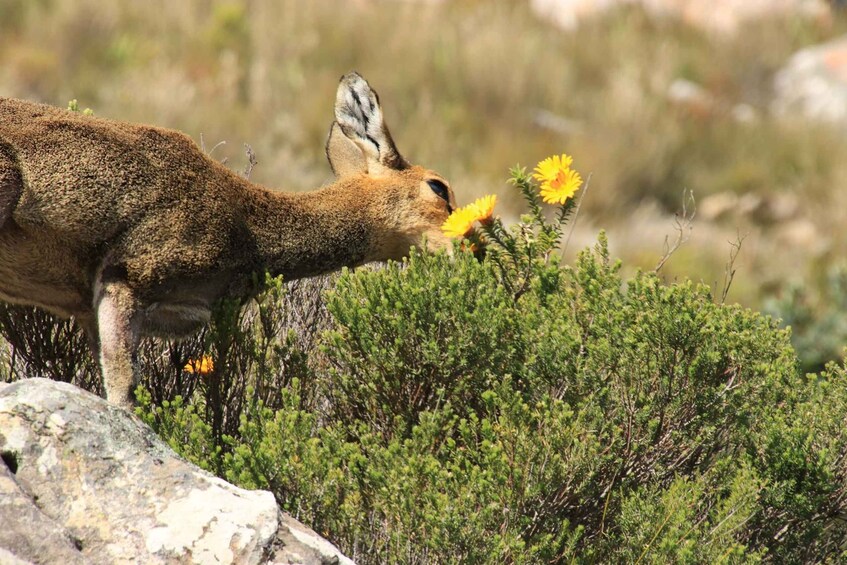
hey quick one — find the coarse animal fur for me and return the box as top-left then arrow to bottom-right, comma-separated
0,72 -> 457,408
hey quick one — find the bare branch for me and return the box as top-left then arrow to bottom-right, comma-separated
242,143 -> 258,179
654,189 -> 696,273
720,230 -> 746,304
200,133 -> 228,163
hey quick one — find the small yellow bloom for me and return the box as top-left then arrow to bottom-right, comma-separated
468,195 -> 497,224
184,355 -> 215,375
534,154 -> 573,180
441,206 -> 478,238
442,194 -> 498,238
533,154 -> 583,205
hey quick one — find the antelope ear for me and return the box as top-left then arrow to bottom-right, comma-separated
326,121 -> 367,178
333,72 -> 409,175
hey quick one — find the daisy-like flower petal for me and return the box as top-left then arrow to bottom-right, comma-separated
442,194 -> 499,238
533,154 -> 573,184
532,154 -> 583,205
468,194 -> 497,224
184,355 -> 215,375
441,207 -> 478,238
540,168 -> 582,205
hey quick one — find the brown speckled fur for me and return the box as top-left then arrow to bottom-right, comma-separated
0,73 -> 456,408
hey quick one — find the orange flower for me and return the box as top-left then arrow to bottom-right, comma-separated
184,355 -> 215,375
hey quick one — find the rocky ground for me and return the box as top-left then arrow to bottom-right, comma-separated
0,378 -> 353,565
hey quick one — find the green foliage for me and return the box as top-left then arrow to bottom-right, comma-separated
321,248 -> 521,434
121,167 -> 845,563
135,387 -> 222,474
135,272 -> 318,475
136,232 -> 847,563
764,263 -> 847,373
479,165 -> 575,301
4,165 -> 847,563
67,99 -> 94,115
745,364 -> 847,562
610,467 -> 764,564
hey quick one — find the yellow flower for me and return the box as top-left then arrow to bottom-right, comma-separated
468,194 -> 497,224
184,355 -> 215,375
442,194 -> 498,239
534,154 -> 573,181
533,154 -> 583,205
441,206 -> 478,238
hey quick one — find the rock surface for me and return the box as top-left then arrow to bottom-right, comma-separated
531,0 -> 830,34
0,378 -> 354,565
773,35 -> 847,125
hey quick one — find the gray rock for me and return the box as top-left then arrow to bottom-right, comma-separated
773,35 -> 847,125
531,0 -> 829,34
0,462 -> 87,564
0,378 -> 354,565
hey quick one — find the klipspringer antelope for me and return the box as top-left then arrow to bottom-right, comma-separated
0,72 -> 457,408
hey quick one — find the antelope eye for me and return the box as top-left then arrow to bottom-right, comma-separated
427,179 -> 453,213
427,179 -> 450,203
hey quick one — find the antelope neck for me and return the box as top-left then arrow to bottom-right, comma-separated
245,181 -> 376,281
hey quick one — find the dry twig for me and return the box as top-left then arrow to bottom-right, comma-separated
242,143 -> 258,179
655,190 -> 696,273
720,231 -> 746,304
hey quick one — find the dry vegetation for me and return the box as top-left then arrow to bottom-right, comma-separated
2,0 -> 847,309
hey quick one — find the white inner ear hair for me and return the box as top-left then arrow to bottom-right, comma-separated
337,80 -> 385,158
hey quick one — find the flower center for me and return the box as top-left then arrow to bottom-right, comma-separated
552,170 -> 568,189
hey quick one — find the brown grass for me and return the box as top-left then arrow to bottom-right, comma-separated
2,0 -> 846,305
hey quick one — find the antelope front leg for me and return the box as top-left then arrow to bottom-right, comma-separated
93,279 -> 141,409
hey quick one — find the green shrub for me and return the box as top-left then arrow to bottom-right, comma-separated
133,165 -> 847,563
746,362 -> 847,562
608,465 -> 765,564
5,163 -> 847,563
764,263 -> 847,374
137,235 -> 847,563
320,247 -> 522,435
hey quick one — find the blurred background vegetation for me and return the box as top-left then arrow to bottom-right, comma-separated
2,0 -> 847,369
